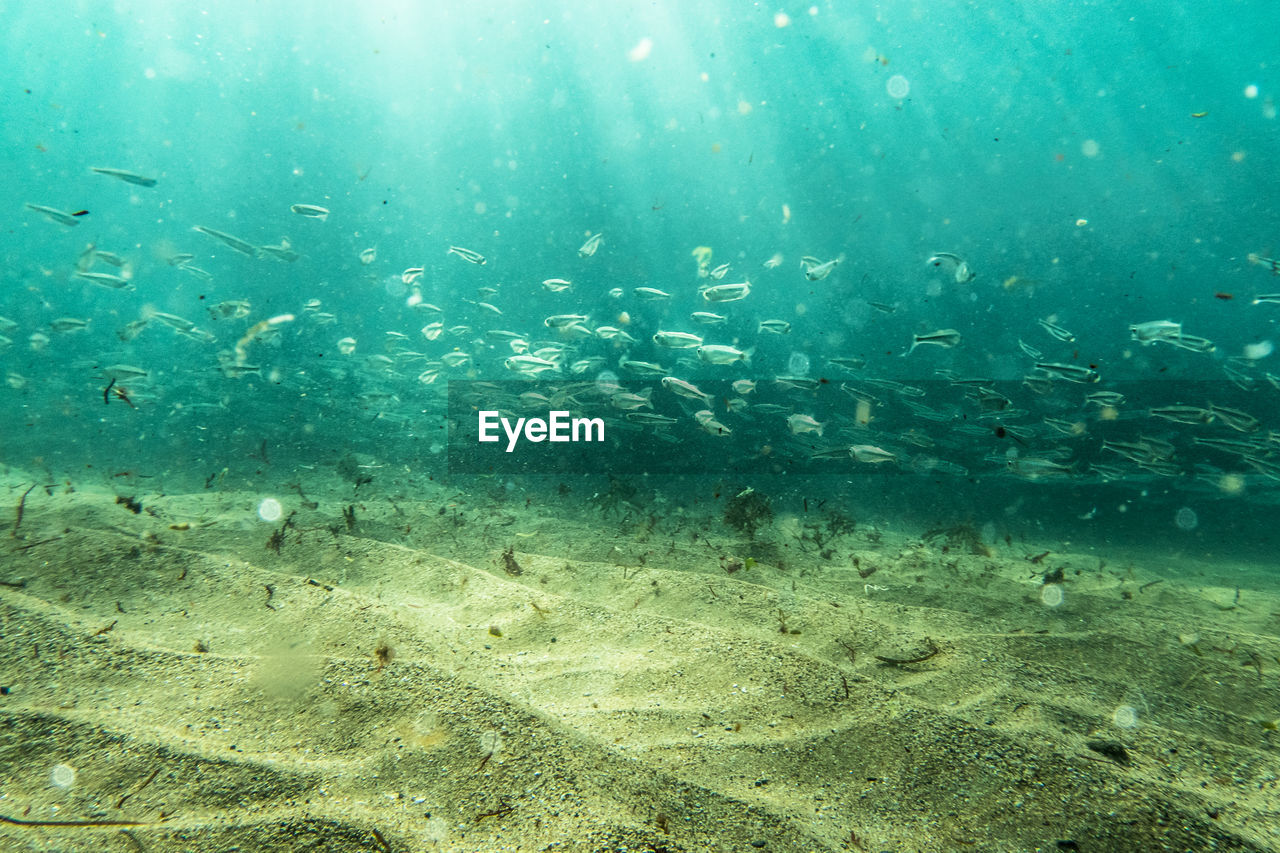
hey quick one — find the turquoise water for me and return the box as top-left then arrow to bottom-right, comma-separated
3,1 -> 1279,558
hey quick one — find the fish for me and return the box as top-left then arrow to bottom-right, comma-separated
1037,318 -> 1075,342
1159,332 -> 1215,353
905,329 -> 962,355
1248,253 -> 1280,275
504,354 -> 560,375
595,326 -> 638,343
697,344 -> 752,365
208,300 -> 252,320
193,225 -> 259,257
101,364 -> 150,381
74,271 -> 133,290
234,314 -> 295,364
290,203 -> 330,221
1210,405 -> 1261,433
24,203 -> 81,226
570,357 -> 608,374
257,238 -> 300,262
440,351 -> 473,368
731,379 -> 756,395
774,376 -> 819,391
0,317 -> 17,335
1252,294 -> 1280,305
627,412 -> 678,425
447,245 -> 486,265
1129,320 -> 1183,343
1007,457 -> 1074,479
829,357 -> 866,371
850,445 -> 897,464
220,363 -> 262,379
787,414 -> 824,436
1148,404 -> 1213,425
90,166 -> 157,187
691,311 -> 727,325
336,337 -> 357,356
147,311 -> 198,332
179,264 -> 214,280
542,278 -> 572,292
1034,362 -> 1100,383
611,389 -> 654,410
926,252 -> 976,283
1085,391 -> 1126,408
91,250 -> 127,268
50,317 -> 89,332
701,281 -> 751,302
608,287 -> 624,299
800,256 -> 840,281
634,287 -> 671,300
116,319 -> 149,342
1017,339 -> 1044,360
693,409 -> 732,436
709,262 -> 731,280
578,232 -> 604,257
545,314 -> 589,328
28,332 -> 50,351
762,253 -> 784,269
476,302 -> 503,316
167,253 -> 196,266
620,359 -> 666,376
758,319 -> 791,335
652,331 -> 704,349
662,376 -> 712,406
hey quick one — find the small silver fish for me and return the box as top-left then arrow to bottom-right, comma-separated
926,252 -> 975,283
290,203 -> 330,221
905,329 -> 962,354
193,225 -> 258,257
800,256 -> 839,281
258,238 -> 300,262
701,281 -> 751,302
91,166 -> 157,187
1035,362 -> 1100,383
359,247 -> 377,265
620,359 -> 666,376
74,271 -> 133,290
545,314 -> 589,328
1037,318 -> 1075,342
1129,320 -> 1182,343
578,232 -> 604,257
787,414 -> 824,436
652,331 -> 703,349
850,445 -> 897,464
208,300 -> 252,320
542,278 -> 572,292
662,376 -> 712,405
634,286 -> 671,300
693,409 -> 732,436
25,203 -> 80,226
447,245 -> 486,265
758,319 -> 791,334
697,344 -> 751,365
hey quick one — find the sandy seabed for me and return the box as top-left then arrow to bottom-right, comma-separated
0,472 -> 1278,853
